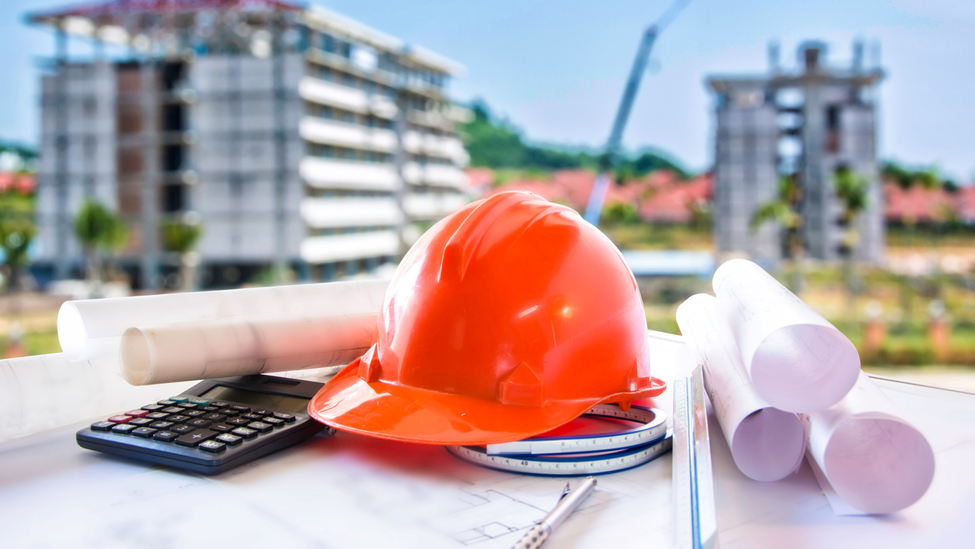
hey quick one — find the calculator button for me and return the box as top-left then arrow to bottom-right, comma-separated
145,412 -> 170,420
184,410 -> 206,418
178,403 -> 198,409
198,440 -> 226,453
111,424 -> 137,434
251,409 -> 272,416
90,421 -> 114,432
141,404 -> 164,412
241,413 -> 263,421
209,401 -> 229,408
202,413 -> 226,422
170,396 -> 189,403
152,431 -> 178,442
247,422 -> 272,433
171,424 -> 196,434
187,419 -> 212,429
231,427 -> 257,439
262,417 -> 285,427
175,430 -> 218,447
161,407 -> 184,414
272,412 -> 296,423
168,415 -> 190,423
211,423 -> 234,433
227,417 -> 251,426
157,399 -> 176,406
231,405 -> 250,412
150,421 -> 175,429
188,398 -> 210,406
125,409 -> 149,418
219,408 -> 240,417
131,427 -> 158,438
215,434 -> 242,446
201,406 -> 220,412
128,418 -> 154,426
108,415 -> 132,424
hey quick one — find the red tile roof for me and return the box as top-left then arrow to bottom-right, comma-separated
482,168 -> 713,224
0,173 -> 36,194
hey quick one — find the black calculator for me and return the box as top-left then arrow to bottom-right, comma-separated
77,374 -> 330,475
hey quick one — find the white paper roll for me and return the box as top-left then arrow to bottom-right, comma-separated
677,294 -> 806,481
120,314 -> 378,385
712,259 -> 860,413
57,279 -> 389,362
806,372 -> 935,514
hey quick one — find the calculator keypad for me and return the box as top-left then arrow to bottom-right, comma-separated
89,396 -> 303,456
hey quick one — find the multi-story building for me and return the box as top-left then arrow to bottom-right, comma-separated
707,41 -> 885,265
29,0 -> 470,289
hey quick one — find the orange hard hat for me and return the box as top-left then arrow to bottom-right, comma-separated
308,191 -> 665,445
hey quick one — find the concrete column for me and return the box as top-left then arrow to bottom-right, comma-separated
140,59 -> 160,290
54,23 -> 71,280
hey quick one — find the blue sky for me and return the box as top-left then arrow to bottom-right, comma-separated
3,0 -> 974,179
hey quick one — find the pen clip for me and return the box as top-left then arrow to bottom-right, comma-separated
558,482 -> 571,502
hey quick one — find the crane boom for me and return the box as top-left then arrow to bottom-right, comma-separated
583,0 -> 691,227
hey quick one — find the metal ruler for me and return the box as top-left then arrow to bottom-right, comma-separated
673,361 -> 718,549
447,405 -> 672,476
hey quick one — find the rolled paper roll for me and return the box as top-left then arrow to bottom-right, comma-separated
806,372 -> 935,514
677,294 -> 806,481
58,279 -> 389,363
120,314 -> 379,385
0,354 -> 194,444
712,259 -> 860,413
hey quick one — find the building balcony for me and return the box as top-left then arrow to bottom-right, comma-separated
301,197 -> 403,228
300,157 -> 398,191
298,77 -> 397,118
301,157 -> 468,191
404,193 -> 469,220
300,230 -> 399,264
404,163 -> 467,189
301,117 -> 468,165
300,118 -> 397,152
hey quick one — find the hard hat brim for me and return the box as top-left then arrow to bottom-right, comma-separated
308,362 -> 666,446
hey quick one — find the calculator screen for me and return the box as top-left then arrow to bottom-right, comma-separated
200,386 -> 310,414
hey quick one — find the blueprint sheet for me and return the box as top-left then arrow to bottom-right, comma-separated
2,332 -> 974,548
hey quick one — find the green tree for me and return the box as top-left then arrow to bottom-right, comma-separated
461,100 -> 687,177
0,191 -> 35,292
162,217 -> 203,291
601,201 -> 639,226
74,199 -> 129,286
750,175 -> 805,291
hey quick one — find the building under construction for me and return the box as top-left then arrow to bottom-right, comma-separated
29,0 -> 470,289
707,41 -> 885,265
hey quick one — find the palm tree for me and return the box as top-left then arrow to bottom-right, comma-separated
833,167 -> 870,309
74,200 -> 128,289
162,216 -> 203,291
0,191 -> 35,293
750,174 -> 804,290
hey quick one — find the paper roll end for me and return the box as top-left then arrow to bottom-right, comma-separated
57,303 -> 88,362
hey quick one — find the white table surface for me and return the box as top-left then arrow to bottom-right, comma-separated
1,332 -> 973,548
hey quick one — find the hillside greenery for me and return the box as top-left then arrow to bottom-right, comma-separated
460,100 -> 688,179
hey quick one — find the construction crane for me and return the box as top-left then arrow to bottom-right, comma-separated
583,0 -> 692,226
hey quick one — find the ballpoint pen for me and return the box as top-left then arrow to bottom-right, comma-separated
511,476 -> 597,549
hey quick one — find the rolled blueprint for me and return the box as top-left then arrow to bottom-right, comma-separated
120,314 -> 378,385
58,279 -> 389,362
805,372 -> 935,514
0,354 -> 195,444
677,294 -> 806,481
712,259 -> 859,413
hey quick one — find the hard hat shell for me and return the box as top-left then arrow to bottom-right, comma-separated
308,191 -> 665,446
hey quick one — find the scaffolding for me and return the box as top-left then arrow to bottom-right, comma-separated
28,0 -> 302,289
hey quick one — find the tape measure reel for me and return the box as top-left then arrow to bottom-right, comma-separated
447,405 -> 672,476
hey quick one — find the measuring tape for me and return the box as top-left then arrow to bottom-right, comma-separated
447,405 -> 672,476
